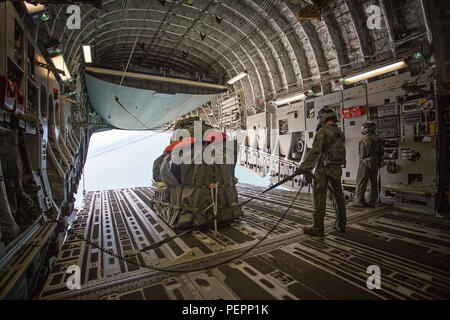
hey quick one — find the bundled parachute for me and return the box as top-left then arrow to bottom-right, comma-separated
150,118 -> 243,231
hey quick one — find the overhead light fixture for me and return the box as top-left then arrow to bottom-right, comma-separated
24,2 -> 51,23
413,52 -> 422,59
24,2 -> 46,14
343,60 -> 407,85
334,77 -> 344,85
46,39 -> 63,57
41,12 -> 51,21
51,55 -> 71,81
46,44 -> 62,56
65,89 -> 77,97
274,93 -> 306,106
82,44 -> 92,64
227,71 -> 248,85
304,89 -> 315,97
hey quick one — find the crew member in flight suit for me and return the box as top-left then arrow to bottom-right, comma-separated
297,107 -> 347,237
349,120 -> 383,208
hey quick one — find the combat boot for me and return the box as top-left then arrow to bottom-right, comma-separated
302,226 -> 324,237
348,200 -> 366,208
332,223 -> 345,232
365,202 -> 377,208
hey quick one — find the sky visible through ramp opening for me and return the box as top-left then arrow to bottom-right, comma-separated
74,129 -> 275,209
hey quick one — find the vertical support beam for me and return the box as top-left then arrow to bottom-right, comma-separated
379,0 -> 396,57
422,0 -> 450,213
201,105 -> 213,127
343,0 -> 372,63
207,101 -> 220,130
298,19 -> 327,82
322,13 -> 347,71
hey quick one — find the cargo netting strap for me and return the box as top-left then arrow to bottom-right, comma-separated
210,182 -> 219,234
59,169 -> 313,274
135,169 -> 313,255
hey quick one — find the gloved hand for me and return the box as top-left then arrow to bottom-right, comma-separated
295,167 -> 313,182
295,167 -> 308,175
303,174 -> 312,185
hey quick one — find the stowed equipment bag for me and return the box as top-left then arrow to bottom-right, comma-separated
151,137 -> 242,231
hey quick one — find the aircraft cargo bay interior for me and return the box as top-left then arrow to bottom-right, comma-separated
0,0 -> 449,303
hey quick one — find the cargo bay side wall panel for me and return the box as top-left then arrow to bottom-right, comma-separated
0,2 -> 94,299
238,69 -> 438,212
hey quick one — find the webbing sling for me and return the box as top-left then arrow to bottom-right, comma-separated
137,169 -> 314,253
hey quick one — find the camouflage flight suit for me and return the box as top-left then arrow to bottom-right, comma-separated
355,132 -> 383,206
299,124 -> 347,231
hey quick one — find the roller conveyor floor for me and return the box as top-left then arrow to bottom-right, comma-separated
38,184 -> 450,300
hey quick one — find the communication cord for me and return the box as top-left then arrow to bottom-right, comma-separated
59,173 -> 308,274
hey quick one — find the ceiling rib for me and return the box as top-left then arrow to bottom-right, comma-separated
39,0 -> 427,116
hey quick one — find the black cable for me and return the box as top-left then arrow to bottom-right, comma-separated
238,171 -> 302,207
61,183 -> 304,274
